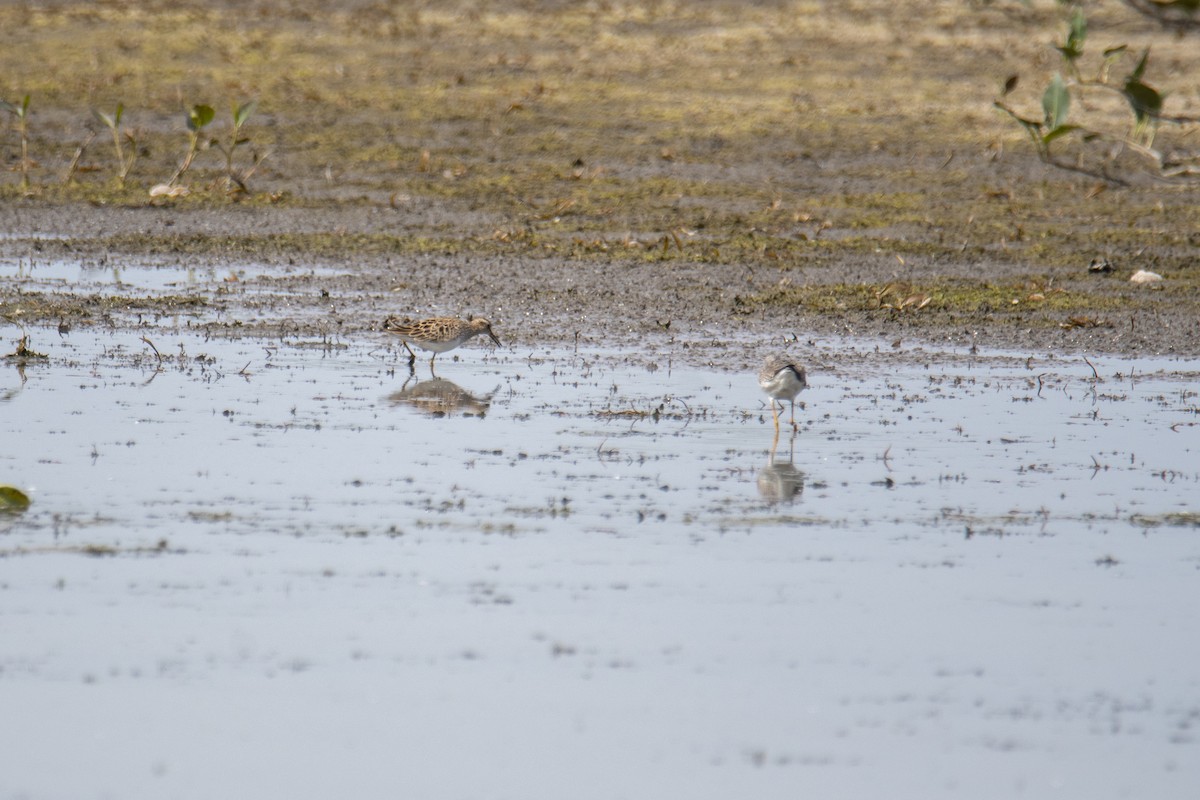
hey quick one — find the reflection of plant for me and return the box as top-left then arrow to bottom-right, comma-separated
169,103 -> 215,186
995,6 -> 1200,182
1,94 -> 32,189
93,103 -> 137,187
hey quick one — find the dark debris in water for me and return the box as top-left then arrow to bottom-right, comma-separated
0,539 -> 180,559
4,335 -> 48,362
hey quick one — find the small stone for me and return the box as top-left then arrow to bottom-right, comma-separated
1129,269 -> 1163,284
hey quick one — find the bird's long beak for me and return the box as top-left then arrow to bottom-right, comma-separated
487,329 -> 501,347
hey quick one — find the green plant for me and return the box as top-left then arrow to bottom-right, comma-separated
995,5 -> 1200,182
1,94 -> 32,189
211,100 -> 263,192
169,103 -> 215,186
93,103 -> 137,187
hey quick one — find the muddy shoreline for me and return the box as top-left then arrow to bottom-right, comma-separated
3,1 -> 1199,363
3,201 -> 1197,369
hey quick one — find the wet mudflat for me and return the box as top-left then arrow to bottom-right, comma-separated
3,0 -> 1199,795
2,314 -> 1198,800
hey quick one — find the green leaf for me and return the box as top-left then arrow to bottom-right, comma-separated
1129,47 -> 1151,84
1124,79 -> 1162,123
187,104 -> 215,131
20,94 -> 30,116
1054,7 -> 1086,61
1068,8 -> 1086,47
1042,124 -> 1080,146
233,100 -> 256,128
0,485 -> 31,513
1042,74 -> 1070,130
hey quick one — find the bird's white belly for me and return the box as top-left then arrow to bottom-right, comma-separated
762,370 -> 805,400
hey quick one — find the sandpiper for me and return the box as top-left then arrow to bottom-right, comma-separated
382,315 -> 501,371
758,353 -> 807,431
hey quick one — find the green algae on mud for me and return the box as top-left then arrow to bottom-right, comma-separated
735,277 -> 1168,319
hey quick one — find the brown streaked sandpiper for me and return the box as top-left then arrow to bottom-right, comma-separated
383,316 -> 501,372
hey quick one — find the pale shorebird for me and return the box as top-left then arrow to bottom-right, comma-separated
382,316 -> 501,372
758,353 -> 807,431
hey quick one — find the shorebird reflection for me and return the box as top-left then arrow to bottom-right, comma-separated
386,376 -> 496,418
757,429 -> 805,503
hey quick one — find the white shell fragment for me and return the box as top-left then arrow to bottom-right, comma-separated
1129,269 -> 1163,284
149,183 -> 189,198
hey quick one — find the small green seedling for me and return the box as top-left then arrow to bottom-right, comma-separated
169,103 -> 215,186
93,103 -> 137,187
1,94 -> 32,189
1053,6 -> 1087,73
212,100 -> 260,192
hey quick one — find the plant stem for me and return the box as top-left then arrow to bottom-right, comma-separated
110,126 -> 126,187
19,118 -> 29,189
170,131 -> 200,186
118,133 -> 137,185
63,131 -> 96,185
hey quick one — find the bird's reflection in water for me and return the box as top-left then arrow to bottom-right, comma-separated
757,430 -> 805,503
386,376 -> 496,418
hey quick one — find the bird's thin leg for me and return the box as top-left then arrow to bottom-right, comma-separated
429,353 -> 438,377
772,400 -> 781,431
401,341 -> 416,369
790,399 -> 798,432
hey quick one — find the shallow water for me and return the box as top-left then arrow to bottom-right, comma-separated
11,257 -> 345,295
2,325 -> 1198,799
